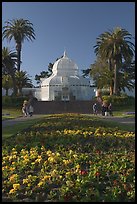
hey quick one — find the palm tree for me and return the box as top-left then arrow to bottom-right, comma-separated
2,47 -> 17,95
2,18 -> 35,71
94,27 -> 135,95
2,74 -> 13,96
15,70 -> 33,96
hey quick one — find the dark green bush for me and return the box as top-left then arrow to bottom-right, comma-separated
102,95 -> 135,110
102,95 -> 135,106
2,96 -> 28,108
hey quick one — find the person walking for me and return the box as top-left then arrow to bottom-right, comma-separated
93,103 -> 97,115
28,104 -> 34,117
102,101 -> 108,116
108,103 -> 113,116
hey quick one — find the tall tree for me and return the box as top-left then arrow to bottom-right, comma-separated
94,27 -> 135,95
2,18 -> 35,71
2,47 -> 17,95
15,70 -> 33,96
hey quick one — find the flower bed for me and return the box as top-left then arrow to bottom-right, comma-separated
2,114 -> 135,202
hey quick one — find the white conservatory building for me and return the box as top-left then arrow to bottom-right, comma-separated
31,51 -> 95,101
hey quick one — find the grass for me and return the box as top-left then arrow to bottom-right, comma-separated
2,107 -> 22,120
113,105 -> 135,116
2,117 -> 47,139
98,118 -> 135,132
2,114 -> 135,139
2,104 -> 135,138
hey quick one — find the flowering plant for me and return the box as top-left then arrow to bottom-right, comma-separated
2,114 -> 135,202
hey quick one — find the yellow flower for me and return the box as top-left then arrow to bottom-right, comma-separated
28,175 -> 32,179
9,174 -> 18,183
23,179 -> 29,184
22,159 -> 29,165
56,152 -> 60,157
46,150 -> 52,156
23,155 -> 29,160
66,171 -> 71,176
41,145 -> 46,150
43,175 -> 51,181
27,183 -> 31,187
9,188 -> 16,194
75,164 -> 80,169
12,148 -> 16,151
10,167 -> 15,171
69,150 -> 73,155
51,169 -> 57,177
35,159 -> 41,163
63,159 -> 71,165
13,183 -> 20,190
48,156 -> 56,163
73,154 -> 78,159
38,181 -> 44,187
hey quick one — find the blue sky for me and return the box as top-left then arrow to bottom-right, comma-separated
2,2 -> 135,86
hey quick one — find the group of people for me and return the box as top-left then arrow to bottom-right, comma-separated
22,100 -> 34,117
92,102 -> 113,116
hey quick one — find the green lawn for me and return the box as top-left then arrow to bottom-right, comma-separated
2,105 -> 135,138
2,107 -> 22,120
2,118 -> 46,138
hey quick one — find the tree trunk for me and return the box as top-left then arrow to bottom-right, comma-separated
6,88 -> 8,96
16,43 -> 21,72
113,62 -> 117,95
109,85 -> 113,96
11,74 -> 17,96
17,87 -> 23,96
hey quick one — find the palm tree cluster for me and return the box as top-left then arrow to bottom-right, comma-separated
2,18 -> 36,96
92,27 -> 135,95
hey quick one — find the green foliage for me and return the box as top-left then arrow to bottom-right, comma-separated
94,27 -> 135,95
102,95 -> 135,107
2,96 -> 28,108
90,57 -> 114,89
2,18 -> 36,72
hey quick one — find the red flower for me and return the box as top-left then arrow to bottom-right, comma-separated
96,150 -> 101,154
64,195 -> 72,201
80,170 -> 88,175
113,180 -> 117,185
123,183 -> 132,191
95,172 -> 100,177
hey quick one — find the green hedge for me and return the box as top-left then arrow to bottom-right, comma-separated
102,95 -> 135,107
2,96 -> 28,108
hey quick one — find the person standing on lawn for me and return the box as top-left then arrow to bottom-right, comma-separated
108,103 -> 113,116
93,103 -> 97,115
22,100 -> 28,117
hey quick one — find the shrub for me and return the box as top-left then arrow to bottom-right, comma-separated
102,95 -> 135,107
2,96 -> 28,108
